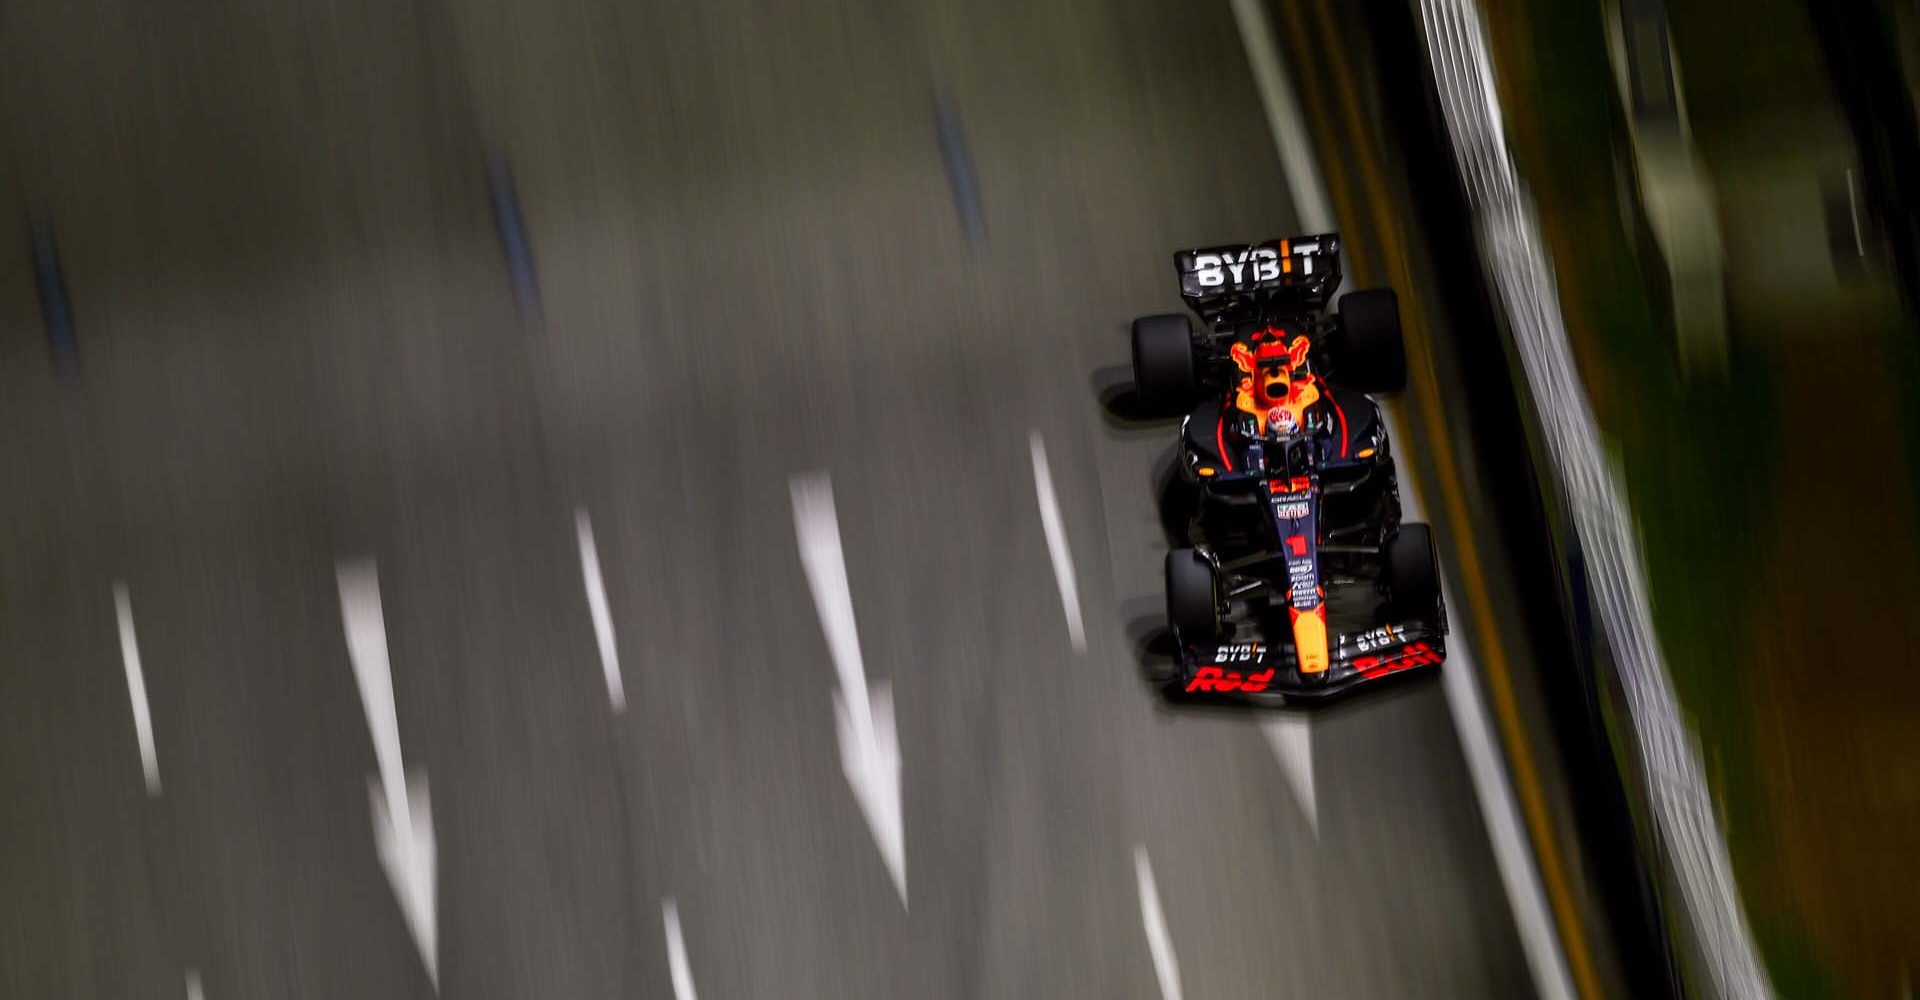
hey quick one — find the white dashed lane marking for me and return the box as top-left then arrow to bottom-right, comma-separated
574,508 -> 627,714
112,581 -> 161,796
1262,715 -> 1318,837
662,898 -> 699,1000
1029,430 -> 1087,653
1134,844 -> 1185,1000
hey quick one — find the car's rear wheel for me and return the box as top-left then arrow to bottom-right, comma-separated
1384,523 -> 1441,614
1166,547 -> 1220,642
1132,313 -> 1198,415
1335,289 -> 1407,394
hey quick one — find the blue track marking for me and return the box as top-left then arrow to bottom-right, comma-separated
487,152 -> 544,323
933,96 -> 987,249
31,221 -> 78,376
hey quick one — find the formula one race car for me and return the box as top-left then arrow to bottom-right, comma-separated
1133,235 -> 1446,702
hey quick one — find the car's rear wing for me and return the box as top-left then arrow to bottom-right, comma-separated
1174,234 -> 1342,324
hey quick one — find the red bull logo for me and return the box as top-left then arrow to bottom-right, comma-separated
1230,333 -> 1319,435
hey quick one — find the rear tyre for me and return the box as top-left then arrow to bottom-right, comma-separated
1165,548 -> 1220,643
1132,313 -> 1197,415
1335,289 -> 1407,394
1384,523 -> 1441,614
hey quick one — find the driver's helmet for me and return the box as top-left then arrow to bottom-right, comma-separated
1266,404 -> 1301,437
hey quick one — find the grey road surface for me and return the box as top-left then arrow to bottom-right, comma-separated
0,0 -> 1533,996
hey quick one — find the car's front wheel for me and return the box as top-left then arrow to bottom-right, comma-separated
1166,547 -> 1220,643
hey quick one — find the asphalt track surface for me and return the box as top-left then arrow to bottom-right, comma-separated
0,0 -> 1535,996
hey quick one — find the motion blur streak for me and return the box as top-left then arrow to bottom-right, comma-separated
1228,0 -> 1335,233
0,0 -> 1537,996
1417,0 -> 1774,996
1260,1 -> 1588,996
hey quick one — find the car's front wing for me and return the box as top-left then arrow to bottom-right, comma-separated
1173,618 -> 1446,704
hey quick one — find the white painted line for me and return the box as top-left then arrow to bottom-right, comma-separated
574,509 -> 627,714
791,474 -> 873,732
1029,430 -> 1087,653
1229,0 -> 1335,232
185,969 -> 204,1000
112,581 -> 161,797
337,560 -> 408,839
1381,402 -> 1577,1000
1261,716 -> 1317,836
1133,845 -> 1184,1000
790,472 -> 908,906
336,559 -> 440,990
1846,168 -> 1866,258
1427,4 -> 1771,989
662,898 -> 699,1000
1230,11 -> 1577,999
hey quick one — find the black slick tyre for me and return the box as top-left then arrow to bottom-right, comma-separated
1132,313 -> 1197,415
1335,289 -> 1407,394
1384,522 -> 1441,615
1165,547 -> 1220,643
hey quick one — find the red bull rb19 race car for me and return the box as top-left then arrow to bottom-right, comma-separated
1132,234 -> 1446,703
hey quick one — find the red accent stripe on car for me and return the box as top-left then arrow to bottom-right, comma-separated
1216,410 -> 1232,472
1329,393 -> 1349,458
